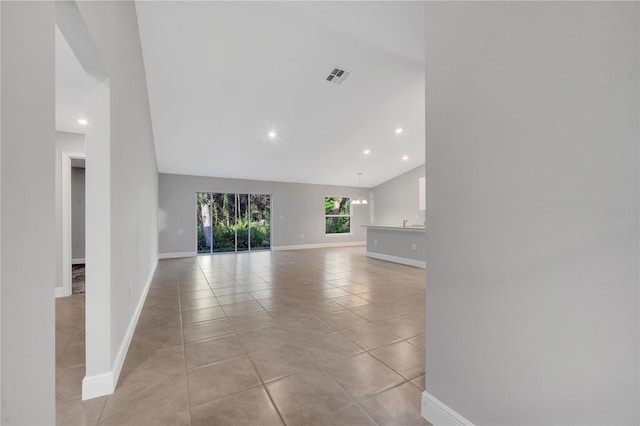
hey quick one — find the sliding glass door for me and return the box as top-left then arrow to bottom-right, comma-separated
197,192 -> 271,254
197,193 -> 213,254
211,193 -> 237,253
236,194 -> 249,252
249,194 -> 271,250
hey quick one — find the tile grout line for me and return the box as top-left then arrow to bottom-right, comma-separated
156,252 -> 425,424
256,285 -> 399,425
181,261 -> 201,423
237,326 -> 289,426
94,394 -> 108,426
288,298 -> 424,411
95,267 -> 181,426
187,258 -> 271,420
197,256 -> 288,425
302,323 -> 418,419
307,349 -> 384,426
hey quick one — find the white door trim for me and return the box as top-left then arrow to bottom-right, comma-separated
60,151 -> 85,298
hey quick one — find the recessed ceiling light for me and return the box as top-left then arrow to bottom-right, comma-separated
402,155 -> 409,160
78,119 -> 88,126
268,131 -> 277,139
363,149 -> 370,155
395,128 -> 403,134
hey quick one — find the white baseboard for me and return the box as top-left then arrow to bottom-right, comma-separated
366,251 -> 426,269
82,372 -> 115,401
158,251 -> 196,259
72,258 -> 86,265
82,256 -> 158,400
55,286 -> 69,298
272,241 -> 366,251
421,392 -> 474,426
111,257 -> 158,389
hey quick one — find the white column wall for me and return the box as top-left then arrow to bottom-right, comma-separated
423,3 -> 639,424
0,2 -> 56,423
83,81 -> 112,398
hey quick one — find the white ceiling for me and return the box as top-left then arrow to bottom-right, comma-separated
55,25 -> 101,134
135,1 -> 425,188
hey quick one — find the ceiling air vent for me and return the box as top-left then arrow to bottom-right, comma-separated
326,67 -> 350,85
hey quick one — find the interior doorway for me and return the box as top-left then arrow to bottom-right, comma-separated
70,158 -> 86,294
196,192 -> 272,254
61,152 -> 86,297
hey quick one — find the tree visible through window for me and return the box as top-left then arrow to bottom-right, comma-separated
325,196 -> 351,234
197,192 -> 271,253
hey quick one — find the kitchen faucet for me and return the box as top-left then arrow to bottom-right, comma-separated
403,219 -> 408,228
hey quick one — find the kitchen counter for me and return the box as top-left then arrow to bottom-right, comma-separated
362,225 -> 426,268
363,225 -> 425,232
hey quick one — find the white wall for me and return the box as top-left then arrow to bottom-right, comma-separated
83,79 -> 112,398
70,1 -> 158,397
1,2 -> 56,424
55,131 -> 84,289
372,164 -> 424,227
424,2 -> 639,425
158,173 -> 370,255
1,2 -> 3,421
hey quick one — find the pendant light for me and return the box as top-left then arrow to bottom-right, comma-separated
353,173 -> 368,205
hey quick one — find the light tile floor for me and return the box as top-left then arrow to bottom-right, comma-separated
56,247 -> 430,425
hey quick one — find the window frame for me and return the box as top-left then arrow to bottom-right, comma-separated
324,196 -> 352,235
195,191 -> 273,254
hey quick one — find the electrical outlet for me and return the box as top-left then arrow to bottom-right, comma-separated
412,243 -> 416,250
280,215 -> 284,220
301,234 -> 304,239
374,239 -> 377,245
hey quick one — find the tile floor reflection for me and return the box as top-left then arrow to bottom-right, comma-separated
56,246 -> 430,425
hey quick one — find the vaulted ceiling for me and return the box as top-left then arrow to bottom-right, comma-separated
135,1 -> 425,188
56,1 -> 425,188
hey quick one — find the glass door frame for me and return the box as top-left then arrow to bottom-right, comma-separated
196,191 -> 272,255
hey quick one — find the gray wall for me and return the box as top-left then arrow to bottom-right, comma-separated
372,164 -> 425,227
366,228 -> 425,265
424,2 -> 639,425
55,131 -> 84,288
159,173 -> 370,254
74,1 -> 159,369
71,167 -> 85,260
1,1 -> 56,424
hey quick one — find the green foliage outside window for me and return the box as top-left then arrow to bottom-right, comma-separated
197,193 -> 271,252
325,196 -> 351,234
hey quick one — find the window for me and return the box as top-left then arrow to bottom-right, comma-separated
325,196 -> 351,234
197,192 -> 271,254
